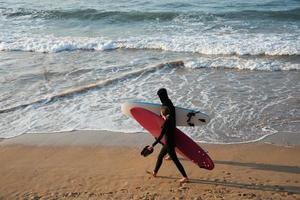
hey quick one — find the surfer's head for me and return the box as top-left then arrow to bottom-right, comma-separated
160,106 -> 170,118
157,88 -> 169,103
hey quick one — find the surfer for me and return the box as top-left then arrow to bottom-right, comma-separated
157,88 -> 176,123
157,88 -> 175,160
148,106 -> 189,183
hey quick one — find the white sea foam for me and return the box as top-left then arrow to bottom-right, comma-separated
185,57 -> 300,71
1,33 -> 299,57
0,62 -> 299,142
0,35 -> 118,53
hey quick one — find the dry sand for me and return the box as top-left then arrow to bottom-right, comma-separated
0,131 -> 299,200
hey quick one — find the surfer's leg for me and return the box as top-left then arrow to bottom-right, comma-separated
167,147 -> 188,178
153,145 -> 168,175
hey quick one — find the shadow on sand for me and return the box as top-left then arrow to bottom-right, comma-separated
189,179 -> 300,194
215,160 -> 300,174
155,175 -> 300,194
154,160 -> 300,194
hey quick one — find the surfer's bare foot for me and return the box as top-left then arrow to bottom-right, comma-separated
152,171 -> 157,177
164,155 -> 171,160
179,177 -> 189,183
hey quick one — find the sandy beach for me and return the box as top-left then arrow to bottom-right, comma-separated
1,0 -> 300,199
0,131 -> 299,200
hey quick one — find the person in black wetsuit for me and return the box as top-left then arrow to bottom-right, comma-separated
157,88 -> 175,160
157,88 -> 176,123
148,106 -> 188,183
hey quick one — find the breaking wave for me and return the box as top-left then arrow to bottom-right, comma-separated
1,8 -> 179,22
1,7 -> 300,22
1,34 -> 299,56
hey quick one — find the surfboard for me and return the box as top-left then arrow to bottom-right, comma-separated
121,101 -> 210,126
130,107 -> 214,170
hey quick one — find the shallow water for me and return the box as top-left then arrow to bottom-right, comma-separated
0,0 -> 299,142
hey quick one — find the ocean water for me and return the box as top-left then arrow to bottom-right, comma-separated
0,0 -> 299,143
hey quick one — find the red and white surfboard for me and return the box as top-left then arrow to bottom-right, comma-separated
121,101 -> 210,127
130,107 -> 214,170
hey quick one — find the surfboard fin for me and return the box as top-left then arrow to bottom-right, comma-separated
187,111 -> 206,126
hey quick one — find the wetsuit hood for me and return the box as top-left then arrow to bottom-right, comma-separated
157,88 -> 169,103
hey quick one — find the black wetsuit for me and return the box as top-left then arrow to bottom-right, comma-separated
152,115 -> 187,177
157,89 -> 176,124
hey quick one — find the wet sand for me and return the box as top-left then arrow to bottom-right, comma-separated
0,131 -> 299,199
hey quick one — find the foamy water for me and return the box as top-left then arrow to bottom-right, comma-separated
0,0 -> 299,143
1,32 -> 300,56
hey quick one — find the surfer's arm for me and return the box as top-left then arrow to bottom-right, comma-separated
152,132 -> 164,147
152,124 -> 166,147
152,122 -> 167,147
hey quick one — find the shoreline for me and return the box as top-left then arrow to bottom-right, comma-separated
1,130 -> 300,199
1,129 -> 299,147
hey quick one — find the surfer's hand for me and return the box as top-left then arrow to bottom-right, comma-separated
148,146 -> 153,151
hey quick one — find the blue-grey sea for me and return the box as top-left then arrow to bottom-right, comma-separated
0,0 -> 299,143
